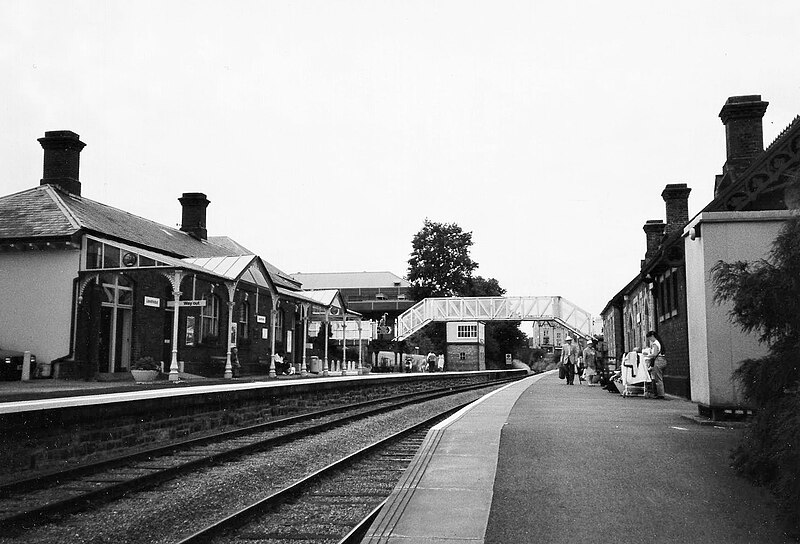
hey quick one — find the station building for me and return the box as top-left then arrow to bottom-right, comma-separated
291,271 -> 414,341
602,95 -> 800,411
0,130 -> 354,380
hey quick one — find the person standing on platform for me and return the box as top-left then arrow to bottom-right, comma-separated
645,331 -> 667,399
583,339 -> 598,385
231,347 -> 241,378
427,352 -> 437,372
594,334 -> 608,385
560,336 -> 579,385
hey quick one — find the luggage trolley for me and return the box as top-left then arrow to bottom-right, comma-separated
620,351 -> 651,397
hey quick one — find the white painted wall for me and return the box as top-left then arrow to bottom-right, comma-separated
684,211 -> 792,407
0,250 -> 79,364
446,321 -> 485,344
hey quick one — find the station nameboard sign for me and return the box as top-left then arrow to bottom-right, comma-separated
167,300 -> 207,308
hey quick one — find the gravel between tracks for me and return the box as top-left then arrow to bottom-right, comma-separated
2,386 -> 502,544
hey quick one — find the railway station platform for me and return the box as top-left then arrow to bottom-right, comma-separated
0,371 -> 287,404
364,371 -> 793,544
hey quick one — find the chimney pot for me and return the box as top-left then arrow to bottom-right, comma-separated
179,192 -> 209,240
38,130 -> 86,195
643,219 -> 665,264
661,183 -> 692,234
719,95 -> 768,185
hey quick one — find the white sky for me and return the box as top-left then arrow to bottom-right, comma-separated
2,1 -> 799,317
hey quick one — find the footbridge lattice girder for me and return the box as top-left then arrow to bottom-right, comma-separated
395,296 -> 592,341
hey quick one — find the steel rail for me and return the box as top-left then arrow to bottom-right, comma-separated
338,500 -> 387,544
0,380 -> 511,532
0,377 -> 506,498
175,403 -> 469,544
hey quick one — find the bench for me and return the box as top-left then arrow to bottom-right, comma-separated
698,403 -> 755,421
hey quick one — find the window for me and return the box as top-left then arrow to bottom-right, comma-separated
238,301 -> 250,340
200,293 -> 220,342
84,237 -> 169,270
87,238 -> 103,269
459,352 -> 466,360
656,269 -> 679,322
275,308 -> 284,342
457,325 -> 478,339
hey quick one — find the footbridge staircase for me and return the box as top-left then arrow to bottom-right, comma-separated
395,296 -> 592,341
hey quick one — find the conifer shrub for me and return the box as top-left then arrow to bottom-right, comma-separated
712,218 -> 800,537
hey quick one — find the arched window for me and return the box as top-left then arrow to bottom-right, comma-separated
201,292 -> 220,343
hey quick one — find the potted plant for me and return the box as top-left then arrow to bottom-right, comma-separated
130,356 -> 160,383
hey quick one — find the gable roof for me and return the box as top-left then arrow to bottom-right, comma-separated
0,185 -> 81,239
291,271 -> 410,289
0,185 -> 231,257
181,255 -> 275,291
706,115 -> 800,213
0,184 -> 297,290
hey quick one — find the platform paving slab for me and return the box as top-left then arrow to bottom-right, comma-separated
362,373 -> 544,543
365,371 -> 792,544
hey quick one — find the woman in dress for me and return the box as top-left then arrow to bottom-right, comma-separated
645,331 -> 667,399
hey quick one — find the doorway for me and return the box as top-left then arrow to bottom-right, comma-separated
99,274 -> 134,373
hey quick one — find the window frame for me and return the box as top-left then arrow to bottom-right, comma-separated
200,293 -> 220,343
238,300 -> 250,341
457,324 -> 478,339
656,268 -> 679,322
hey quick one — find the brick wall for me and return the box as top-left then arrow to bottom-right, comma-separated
446,344 -> 485,371
660,266 -> 691,398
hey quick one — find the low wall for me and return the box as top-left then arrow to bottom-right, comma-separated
0,370 -> 524,484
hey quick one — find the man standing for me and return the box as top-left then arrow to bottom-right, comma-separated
560,336 -> 579,385
583,339 -> 598,385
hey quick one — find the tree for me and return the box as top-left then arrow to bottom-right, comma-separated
712,217 -> 800,535
407,219 -> 478,300
464,276 -> 505,297
406,221 -> 528,367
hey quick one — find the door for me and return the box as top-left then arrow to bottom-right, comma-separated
163,308 -> 174,368
99,274 -> 134,373
117,309 -> 132,371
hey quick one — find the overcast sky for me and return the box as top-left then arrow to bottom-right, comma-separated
2,1 -> 799,318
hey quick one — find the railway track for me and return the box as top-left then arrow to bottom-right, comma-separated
0,380 -> 508,541
176,406 -> 460,544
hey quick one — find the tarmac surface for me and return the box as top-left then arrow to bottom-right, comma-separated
365,371 -> 793,544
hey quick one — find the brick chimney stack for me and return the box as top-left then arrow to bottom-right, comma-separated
719,95 -> 768,186
38,130 -> 86,196
179,192 -> 209,241
662,183 -> 692,235
643,219 -> 665,264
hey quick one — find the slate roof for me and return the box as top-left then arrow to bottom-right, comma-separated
291,271 -> 410,289
0,185 -> 298,289
0,185 -> 80,238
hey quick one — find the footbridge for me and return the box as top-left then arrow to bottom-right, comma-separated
395,296 -> 592,341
